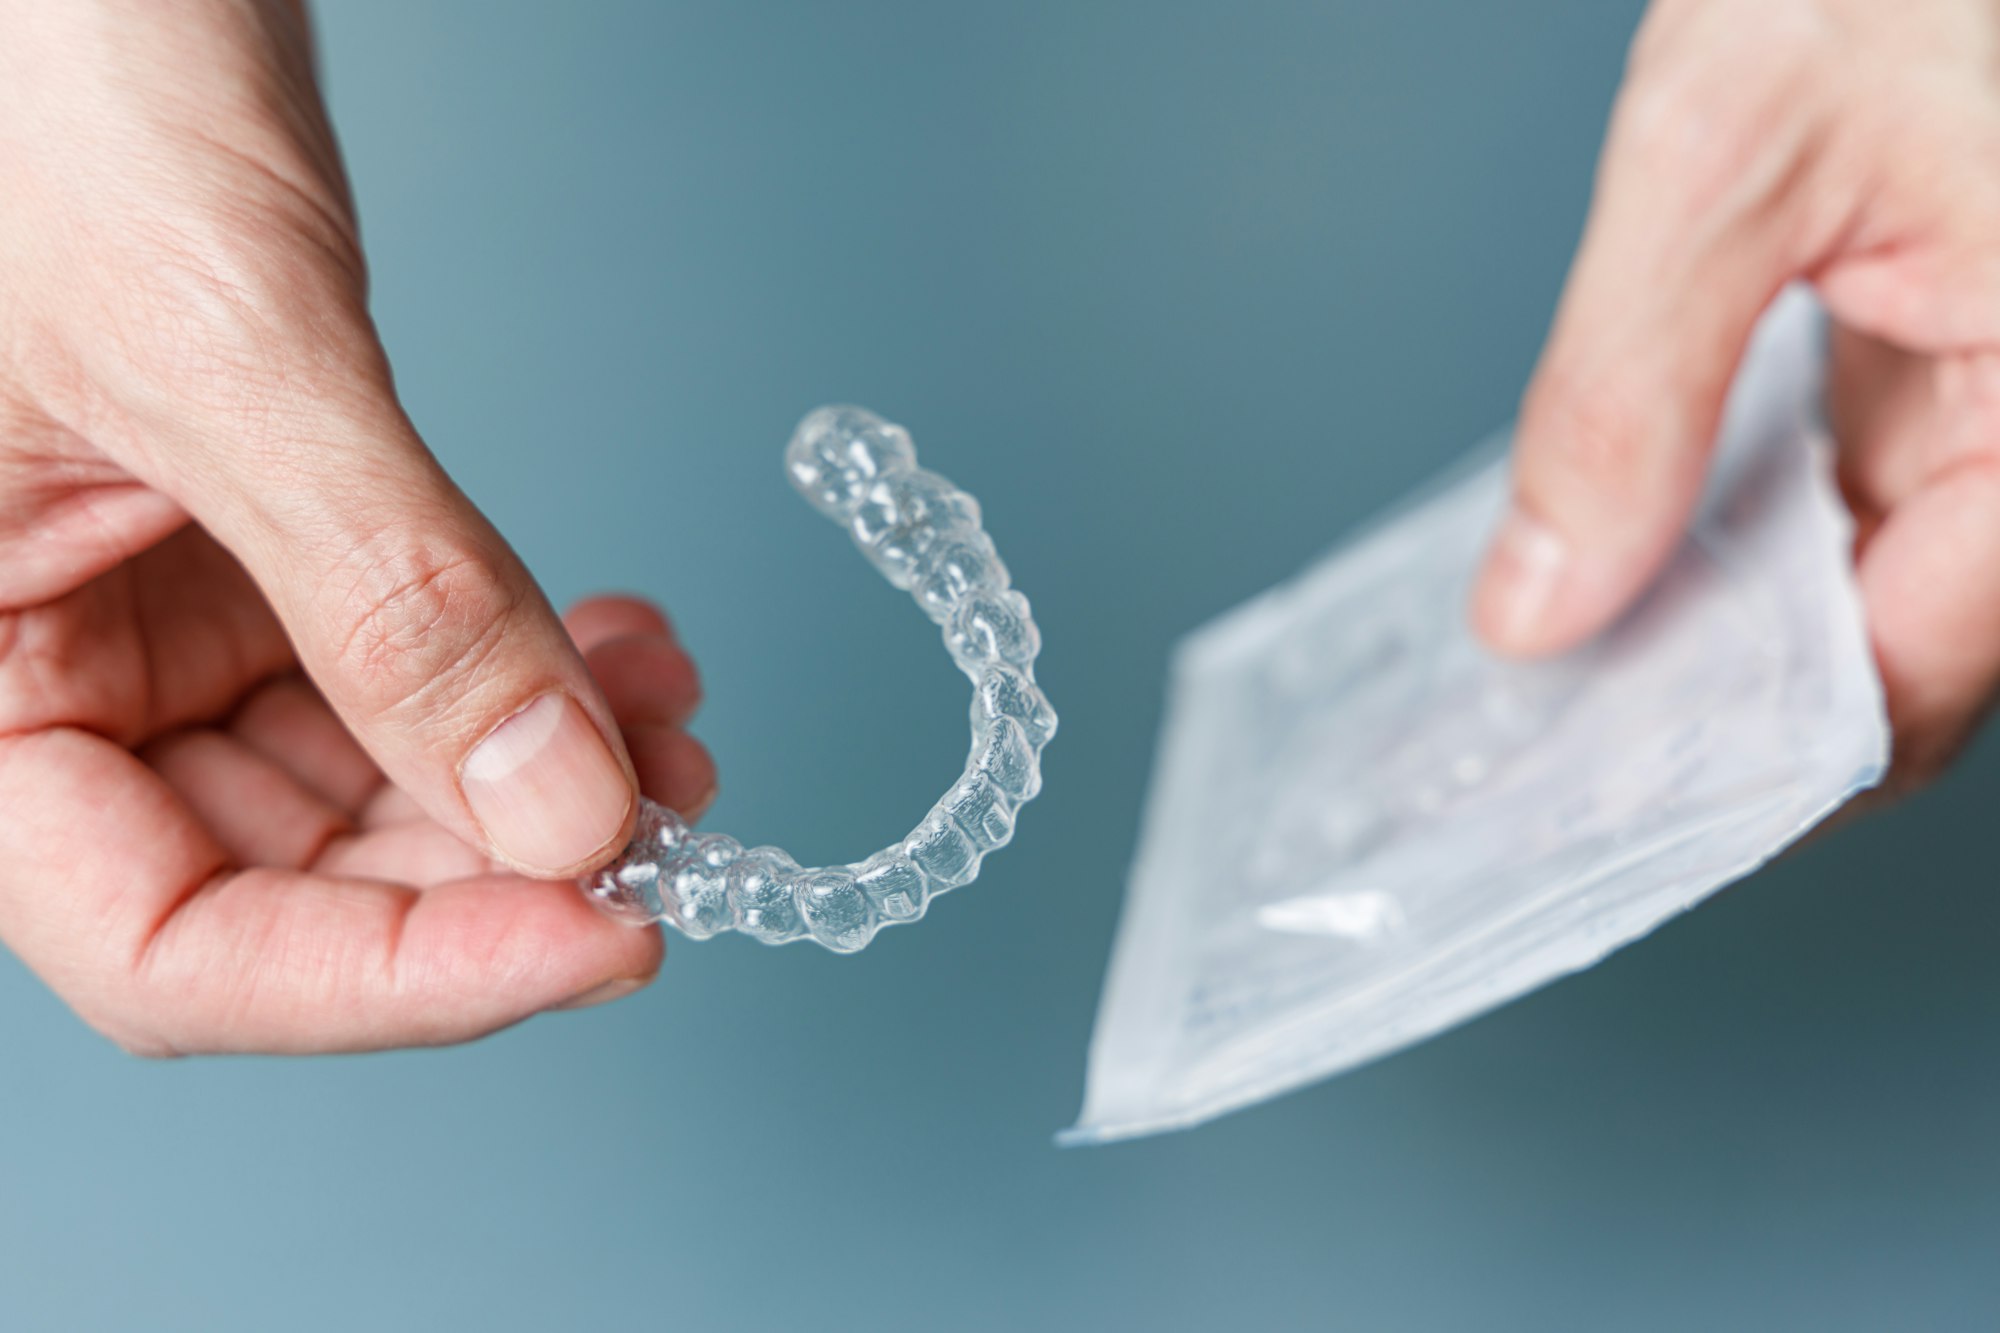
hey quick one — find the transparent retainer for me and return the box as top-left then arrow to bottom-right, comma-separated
578,406 -> 1056,952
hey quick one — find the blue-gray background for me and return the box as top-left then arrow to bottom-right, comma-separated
4,2 -> 1996,1329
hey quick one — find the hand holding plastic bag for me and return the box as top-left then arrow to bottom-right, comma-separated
1067,289 -> 1886,1144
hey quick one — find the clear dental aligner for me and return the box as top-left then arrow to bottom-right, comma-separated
578,406 -> 1056,952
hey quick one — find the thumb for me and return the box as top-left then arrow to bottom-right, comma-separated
146,349 -> 639,879
1470,57 -> 1823,657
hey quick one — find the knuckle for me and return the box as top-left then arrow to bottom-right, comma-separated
81,215 -> 382,443
0,612 -> 71,737
327,536 -> 525,721
129,230 -> 349,373
1613,3 -> 1829,198
1612,80 -> 1737,192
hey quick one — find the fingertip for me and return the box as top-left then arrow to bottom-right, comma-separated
564,594 -> 674,652
1470,505 -> 1576,657
586,633 -> 703,728
623,722 -> 718,820
551,915 -> 665,1013
536,888 -> 665,1016
460,692 -> 638,878
1473,447 -> 1686,658
400,874 -> 665,1034
1471,497 -> 1646,658
554,969 -> 656,1012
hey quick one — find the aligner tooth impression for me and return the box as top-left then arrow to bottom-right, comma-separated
578,406 -> 1055,953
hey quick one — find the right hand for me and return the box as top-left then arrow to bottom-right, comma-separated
1470,0 -> 2000,787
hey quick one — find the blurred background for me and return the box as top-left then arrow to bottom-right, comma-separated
4,1 -> 1997,1328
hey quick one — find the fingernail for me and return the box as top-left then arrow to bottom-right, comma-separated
462,693 -> 633,875
554,975 -> 649,1012
686,779 -> 719,822
1478,506 -> 1570,650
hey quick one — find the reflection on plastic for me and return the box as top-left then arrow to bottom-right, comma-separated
1256,890 -> 1404,942
1065,289 -> 1887,1144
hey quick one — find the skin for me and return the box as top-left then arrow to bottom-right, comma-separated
1472,0 -> 2000,790
0,0 -> 712,1053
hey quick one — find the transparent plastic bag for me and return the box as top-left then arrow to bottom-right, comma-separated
1065,288 -> 1887,1144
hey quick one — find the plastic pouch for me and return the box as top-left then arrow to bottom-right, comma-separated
1065,288 -> 1888,1144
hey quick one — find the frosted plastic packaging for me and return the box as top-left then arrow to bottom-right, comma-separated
580,406 -> 1054,952
1065,289 -> 1887,1143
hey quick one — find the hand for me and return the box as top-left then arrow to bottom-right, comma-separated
0,0 -> 714,1052
1470,0 -> 2000,785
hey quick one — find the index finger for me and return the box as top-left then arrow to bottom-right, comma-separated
0,727 -> 661,1055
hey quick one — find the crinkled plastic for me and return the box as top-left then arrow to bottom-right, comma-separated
1064,288 -> 1888,1144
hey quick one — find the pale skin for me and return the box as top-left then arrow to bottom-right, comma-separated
1471,0 -> 2000,789
2,0 -> 1994,1054
0,0 -> 714,1054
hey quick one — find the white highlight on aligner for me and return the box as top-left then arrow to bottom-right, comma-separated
578,406 -> 1056,952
